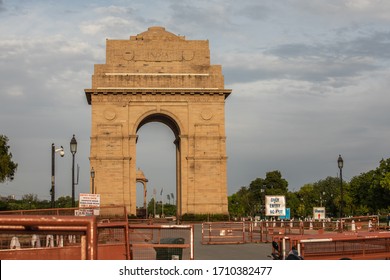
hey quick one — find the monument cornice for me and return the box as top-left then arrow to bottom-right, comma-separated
89,156 -> 132,161
85,88 -> 231,104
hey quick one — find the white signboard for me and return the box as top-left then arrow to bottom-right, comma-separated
313,207 -> 326,220
75,208 -> 95,216
265,195 -> 286,216
79,193 -> 100,208
77,193 -> 100,216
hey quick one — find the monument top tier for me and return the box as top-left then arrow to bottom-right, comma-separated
86,26 -> 230,103
130,26 -> 186,41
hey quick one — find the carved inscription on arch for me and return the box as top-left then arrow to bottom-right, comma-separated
122,49 -> 195,62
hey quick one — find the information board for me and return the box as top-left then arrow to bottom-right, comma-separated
79,193 -> 100,208
77,193 -> 101,216
265,195 -> 286,216
313,207 -> 326,220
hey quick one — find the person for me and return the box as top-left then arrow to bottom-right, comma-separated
31,234 -> 41,248
46,234 -> 54,247
10,236 -> 20,249
286,246 -> 303,260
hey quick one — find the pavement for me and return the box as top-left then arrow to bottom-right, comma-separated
192,224 -> 272,260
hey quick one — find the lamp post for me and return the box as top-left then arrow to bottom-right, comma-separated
261,186 -> 266,219
70,135 -> 77,207
90,167 -> 95,194
337,155 -> 344,219
51,144 -> 64,208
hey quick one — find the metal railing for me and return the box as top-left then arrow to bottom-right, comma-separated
129,224 -> 194,260
201,219 -> 389,245
0,207 -> 194,260
202,222 -> 246,244
0,215 -> 97,260
272,232 -> 390,260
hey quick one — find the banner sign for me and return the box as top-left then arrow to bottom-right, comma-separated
77,193 -> 101,216
79,193 -> 100,208
313,207 -> 326,220
265,195 -> 286,216
75,208 -> 95,216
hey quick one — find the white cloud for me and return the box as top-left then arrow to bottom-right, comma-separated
288,0 -> 390,22
5,85 -> 24,97
93,5 -> 133,15
79,16 -> 144,38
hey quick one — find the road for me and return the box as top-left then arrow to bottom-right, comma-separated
192,224 -> 272,260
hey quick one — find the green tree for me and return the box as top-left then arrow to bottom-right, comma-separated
228,192 -> 248,218
147,198 -> 155,216
228,171 -> 289,218
56,196 -> 73,208
297,184 -> 315,218
248,178 -> 265,215
235,186 -> 253,216
0,135 -> 18,183
350,158 -> 390,214
263,170 -> 288,196
21,194 -> 39,209
161,203 -> 176,216
286,191 -> 300,218
312,177 -> 341,217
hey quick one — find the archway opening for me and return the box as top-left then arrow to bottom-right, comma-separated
136,114 -> 180,219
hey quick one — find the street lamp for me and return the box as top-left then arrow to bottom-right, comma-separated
70,134 -> 77,207
337,155 -> 344,219
261,185 -> 266,219
90,167 -> 95,194
51,144 -> 64,208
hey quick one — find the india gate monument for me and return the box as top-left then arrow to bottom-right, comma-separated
85,26 -> 231,217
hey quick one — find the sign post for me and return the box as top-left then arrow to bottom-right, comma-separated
76,193 -> 101,216
265,195 -> 286,217
313,207 -> 326,220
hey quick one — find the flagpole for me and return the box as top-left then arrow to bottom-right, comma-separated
153,188 -> 156,218
161,188 -> 164,218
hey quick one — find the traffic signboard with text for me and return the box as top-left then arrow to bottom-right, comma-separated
265,195 -> 286,216
313,207 -> 326,220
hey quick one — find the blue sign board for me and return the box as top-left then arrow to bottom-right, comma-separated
279,208 -> 290,220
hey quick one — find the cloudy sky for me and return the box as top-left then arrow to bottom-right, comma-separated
1,0 -> 390,206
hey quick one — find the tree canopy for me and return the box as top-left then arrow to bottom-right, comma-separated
228,158 -> 390,219
0,135 -> 18,183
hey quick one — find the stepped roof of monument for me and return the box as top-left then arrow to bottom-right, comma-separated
131,26 -> 185,41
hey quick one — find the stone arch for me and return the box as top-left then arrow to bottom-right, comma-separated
133,110 -> 183,139
135,112 -> 183,220
85,26 -> 231,218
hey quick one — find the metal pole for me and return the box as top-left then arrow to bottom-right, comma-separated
51,143 -> 55,208
161,188 -> 164,218
340,166 -> 343,219
153,189 -> 156,218
90,167 -> 95,194
162,197 -> 164,218
72,152 -> 75,207
337,155 -> 344,226
70,134 -> 77,208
